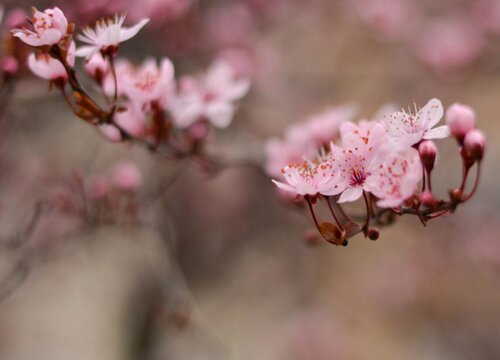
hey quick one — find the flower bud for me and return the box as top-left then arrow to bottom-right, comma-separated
446,103 -> 476,143
418,140 -> 437,173
463,129 -> 485,162
303,229 -> 322,247
420,190 -> 438,210
112,162 -> 142,191
1,56 -> 19,76
367,227 -> 379,241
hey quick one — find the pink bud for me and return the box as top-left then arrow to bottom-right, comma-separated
463,129 -> 485,161
1,56 -> 18,76
5,8 -> 28,30
420,190 -> 438,210
446,103 -> 476,142
111,162 -> 142,191
418,140 -> 437,173
87,177 -> 110,200
99,124 -> 122,142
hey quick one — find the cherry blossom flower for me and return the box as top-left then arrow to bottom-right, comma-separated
365,148 -> 422,208
383,98 -> 449,150
113,57 -> 175,108
170,60 -> 250,129
27,41 -> 75,81
84,52 -> 109,80
329,121 -> 390,203
265,106 -> 355,178
75,14 -> 149,59
114,101 -> 147,137
271,160 -> 340,197
11,7 -> 68,47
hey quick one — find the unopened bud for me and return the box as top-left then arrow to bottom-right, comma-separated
449,188 -> 464,204
420,190 -> 438,210
319,222 -> 346,246
418,140 -> 437,173
367,227 -> 379,241
1,56 -> 18,76
446,103 -> 476,143
463,129 -> 485,162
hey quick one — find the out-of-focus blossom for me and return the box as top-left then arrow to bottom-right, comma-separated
111,161 -> 142,191
75,14 -> 149,59
349,0 -> 416,41
446,103 -> 476,142
413,17 -> 484,75
84,52 -> 109,81
474,0 -> 500,34
115,57 -> 175,108
1,56 -> 19,76
330,121 -> 389,203
4,8 -> 28,30
11,7 -> 68,47
384,98 -> 448,150
99,124 -> 122,142
128,0 -> 192,24
265,106 -> 355,178
272,160 -> 339,197
170,60 -> 250,129
27,41 -> 75,81
366,148 -> 422,208
86,176 -> 110,200
114,102 -> 147,137
202,3 -> 256,49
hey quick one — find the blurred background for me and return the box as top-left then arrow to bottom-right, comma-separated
0,0 -> 500,359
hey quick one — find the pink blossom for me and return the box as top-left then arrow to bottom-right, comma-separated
170,60 -> 250,129
114,102 -> 147,137
4,8 -> 28,30
272,160 -> 340,197
265,106 -> 355,178
383,98 -> 449,150
116,57 -> 175,108
27,41 -> 75,81
330,121 -> 390,203
365,148 -> 422,208
84,52 -> 109,79
111,162 -> 142,191
99,124 -> 122,142
11,7 -> 68,47
75,14 -> 150,59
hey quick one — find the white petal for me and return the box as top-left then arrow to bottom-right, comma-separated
75,45 -> 98,59
272,180 -> 297,194
205,101 -> 235,128
423,125 -> 449,140
338,186 -> 363,203
421,98 -> 444,129
119,18 -> 150,42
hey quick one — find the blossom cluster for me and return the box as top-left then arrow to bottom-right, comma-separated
269,99 -> 485,245
12,6 -> 250,159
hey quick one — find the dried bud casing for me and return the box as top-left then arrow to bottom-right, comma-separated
367,228 -> 380,241
319,222 -> 346,246
418,140 -> 437,174
446,103 -> 476,143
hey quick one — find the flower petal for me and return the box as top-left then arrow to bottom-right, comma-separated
119,18 -> 150,42
423,125 -> 449,140
338,186 -> 363,203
